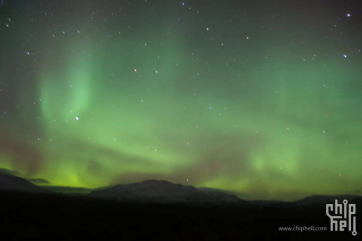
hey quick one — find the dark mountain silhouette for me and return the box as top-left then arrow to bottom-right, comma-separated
91,179 -> 243,203
0,173 -> 50,193
0,168 -> 20,176
198,187 -> 248,199
1,174 -> 361,240
295,194 -> 362,207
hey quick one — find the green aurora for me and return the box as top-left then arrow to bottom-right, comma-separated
0,0 -> 361,201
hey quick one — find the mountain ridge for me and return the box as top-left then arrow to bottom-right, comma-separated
1,174 -> 361,206
0,173 -> 51,193
90,179 -> 243,204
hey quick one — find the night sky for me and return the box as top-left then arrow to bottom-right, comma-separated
0,0 -> 361,201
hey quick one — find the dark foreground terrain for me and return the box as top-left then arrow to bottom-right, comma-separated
1,190 -> 360,240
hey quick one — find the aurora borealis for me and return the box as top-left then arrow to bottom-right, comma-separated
0,0 -> 361,201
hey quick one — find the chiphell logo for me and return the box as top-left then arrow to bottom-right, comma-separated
326,199 -> 357,236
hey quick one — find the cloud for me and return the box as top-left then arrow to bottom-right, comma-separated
0,130 -> 44,176
28,178 -> 50,185
111,130 -> 260,186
